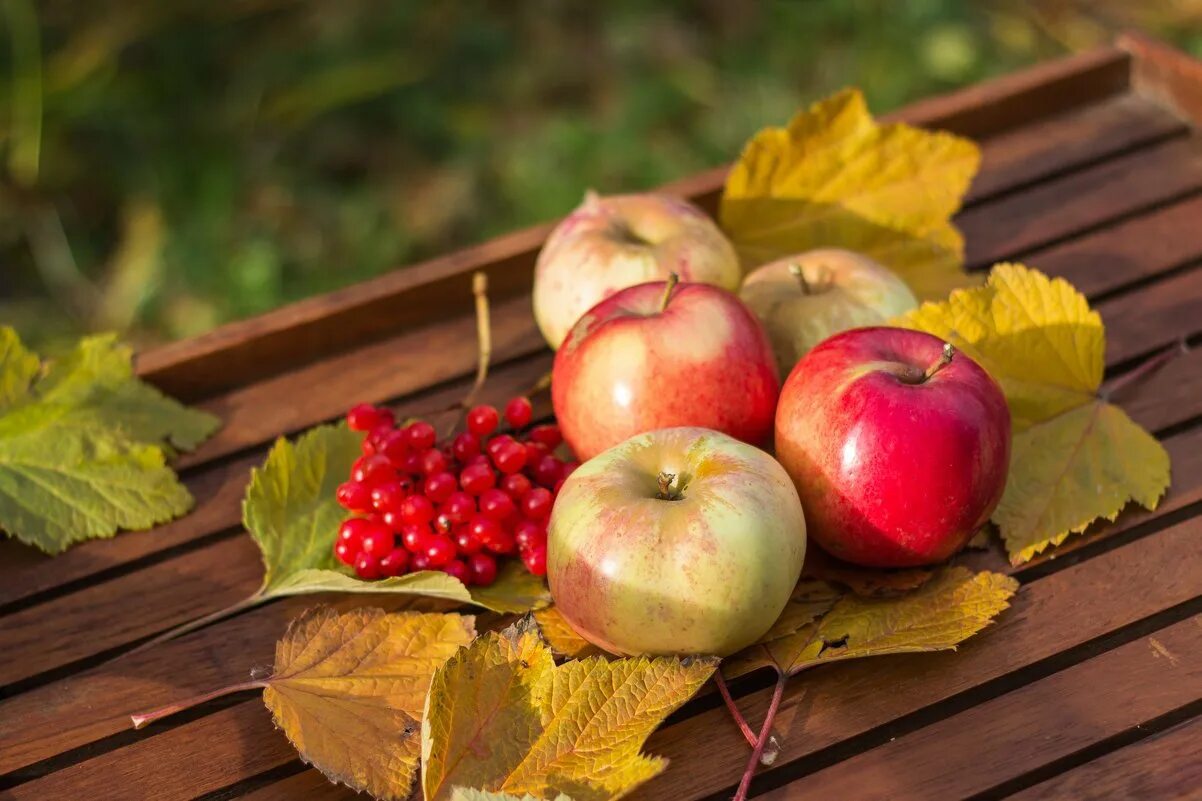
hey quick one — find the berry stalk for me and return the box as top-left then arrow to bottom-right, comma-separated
714,671 -> 758,748
733,673 -> 788,801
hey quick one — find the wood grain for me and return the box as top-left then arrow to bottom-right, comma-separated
1124,31 -> 1202,127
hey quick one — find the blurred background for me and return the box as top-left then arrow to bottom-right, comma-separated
1,0 -> 1200,351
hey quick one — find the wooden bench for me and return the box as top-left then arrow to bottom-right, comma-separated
2,31 -> 1202,801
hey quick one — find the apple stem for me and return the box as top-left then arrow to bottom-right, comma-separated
923,342 -> 955,382
714,672 -> 759,748
130,679 -> 267,730
659,272 -> 680,312
1100,336 -> 1189,401
733,672 -> 788,801
788,262 -> 812,295
657,471 -> 683,501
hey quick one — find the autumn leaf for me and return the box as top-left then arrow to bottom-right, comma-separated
802,548 -> 934,598
452,790 -> 574,801
0,327 -> 220,553
723,568 -> 1017,680
245,423 -> 551,613
532,606 -> 605,659
720,88 -> 980,299
421,618 -> 716,801
895,263 -> 1171,563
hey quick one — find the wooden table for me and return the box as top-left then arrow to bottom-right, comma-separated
3,32 -> 1202,801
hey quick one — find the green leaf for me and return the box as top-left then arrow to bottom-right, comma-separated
245,423 -> 550,613
0,328 -> 220,553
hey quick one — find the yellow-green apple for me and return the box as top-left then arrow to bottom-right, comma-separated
533,191 -> 742,349
552,275 -> 779,461
740,248 -> 918,375
775,327 -> 1010,567
547,426 -> 806,656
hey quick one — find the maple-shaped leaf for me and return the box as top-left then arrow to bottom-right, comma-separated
0,327 -> 220,553
895,263 -> 1172,563
452,790 -> 574,801
723,568 -> 1016,680
421,618 -> 716,801
245,423 -> 551,613
532,606 -> 605,659
720,88 -> 980,300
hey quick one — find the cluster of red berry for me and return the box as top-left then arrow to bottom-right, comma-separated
333,396 -> 577,586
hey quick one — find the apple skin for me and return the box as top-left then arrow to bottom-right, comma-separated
548,426 -> 806,657
775,327 -> 1010,568
740,248 -> 918,376
552,278 -> 780,461
533,191 -> 742,349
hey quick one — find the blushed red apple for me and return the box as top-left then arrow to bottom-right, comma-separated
548,426 -> 806,656
552,275 -> 780,461
533,191 -> 742,349
775,327 -> 1010,567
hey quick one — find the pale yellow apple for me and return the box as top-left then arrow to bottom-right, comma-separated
533,191 -> 742,349
740,248 -> 918,375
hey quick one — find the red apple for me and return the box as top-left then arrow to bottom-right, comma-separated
552,275 -> 780,461
775,327 -> 1010,567
548,426 -> 806,656
533,191 -> 742,349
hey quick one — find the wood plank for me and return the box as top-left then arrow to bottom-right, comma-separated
1008,714 -> 1202,800
961,137 -> 1202,269
1099,266 -> 1202,365
1124,31 -> 1202,127
14,509 -> 1201,801
238,769 -> 353,801
762,613 -> 1202,801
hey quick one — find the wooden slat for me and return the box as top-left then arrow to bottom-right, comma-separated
762,613 -> 1202,801
1124,31 -> 1202,127
238,769 -> 351,801
1099,266 -> 1202,365
1008,714 -> 1202,800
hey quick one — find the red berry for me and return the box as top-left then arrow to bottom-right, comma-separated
379,547 -> 410,577
411,552 -> 432,571
514,518 -> 545,550
467,552 -> 498,586
399,451 -> 423,475
401,523 -> 431,552
451,432 -> 480,462
560,460 -> 580,480
405,421 -> 437,451
471,515 -> 515,554
354,550 -> 382,579
500,472 -> 532,499
486,434 -> 514,459
454,528 -> 483,555
522,487 -> 553,520
460,463 -> 496,495
338,517 -> 371,548
504,396 -> 533,429
337,481 -> 373,512
467,405 -> 500,436
424,472 -> 457,504
348,403 -> 393,432
401,494 -> 435,525
420,448 -> 448,475
553,478 -> 566,496
377,429 -> 409,464
529,424 -> 562,449
370,481 -> 408,515
443,558 -> 470,584
381,510 -> 405,530
523,440 -> 549,466
442,491 -> 476,524
464,453 -> 491,468
494,441 -> 528,474
533,455 -> 563,487
353,454 -> 394,485
334,540 -> 357,566
523,544 -> 547,576
425,536 -> 456,567
360,524 -> 395,557
478,488 -> 516,521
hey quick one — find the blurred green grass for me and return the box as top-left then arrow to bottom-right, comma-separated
2,0 -> 1200,350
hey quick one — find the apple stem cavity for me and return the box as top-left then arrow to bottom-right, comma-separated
922,342 -> 955,382
656,471 -> 684,501
733,673 -> 788,801
659,272 -> 681,312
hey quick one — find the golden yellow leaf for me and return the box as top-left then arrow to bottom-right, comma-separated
895,263 -> 1171,563
533,606 -> 605,659
421,618 -> 717,801
723,568 -> 1017,680
263,606 -> 476,801
451,790 -> 574,801
720,88 -> 980,299
802,548 -> 934,598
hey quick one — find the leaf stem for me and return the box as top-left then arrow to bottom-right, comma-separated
1100,337 -> 1189,402
714,672 -> 758,748
733,673 -> 787,801
130,679 -> 267,729
124,593 -> 264,657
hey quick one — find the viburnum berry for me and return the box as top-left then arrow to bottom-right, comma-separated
486,434 -> 514,459
377,429 -> 409,464
411,552 -> 432,572
401,494 -> 435,525
401,523 -> 430,553
381,510 -> 404,530
354,550 -> 382,580
463,453 -> 491,469
522,487 -> 553,520
334,540 -> 357,566
347,403 -> 393,432
532,455 -> 563,488
500,472 -> 532,499
529,424 -> 562,449
353,453 -> 394,485
425,536 -> 456,567
494,441 -> 527,474
420,448 -> 447,475
473,517 -> 516,555
560,460 -> 580,480
451,432 -> 480,462
460,462 -> 496,495
405,421 -> 437,451
433,513 -> 454,535
370,481 -> 408,515
504,396 -> 533,429
478,488 -> 516,522
523,440 -> 549,466
379,547 -> 410,577
514,518 -> 545,551
467,404 -> 500,437
523,544 -> 547,576
467,552 -> 498,586
454,528 -> 483,555
423,471 -> 456,503
443,558 -> 470,584
337,481 -> 373,512
399,450 -> 423,475
360,524 -> 395,557
441,491 -> 476,524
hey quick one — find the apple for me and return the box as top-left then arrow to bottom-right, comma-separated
775,327 -> 1010,567
533,191 -> 742,349
552,275 -> 780,461
548,426 -> 806,656
739,248 -> 918,375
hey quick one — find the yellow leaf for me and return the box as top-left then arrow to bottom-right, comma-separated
421,618 -> 716,801
803,548 -> 935,598
895,263 -> 1171,563
263,606 -> 475,801
533,606 -> 605,659
451,789 -> 574,801
758,579 -> 843,642
724,568 -> 1016,679
720,88 -> 980,299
